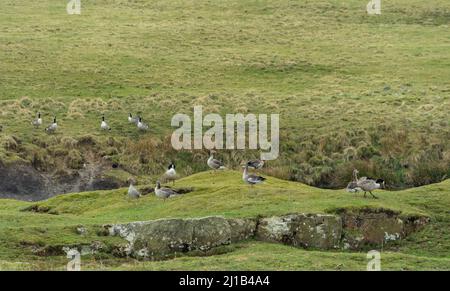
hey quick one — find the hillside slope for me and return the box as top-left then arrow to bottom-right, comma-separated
0,0 -> 449,190
0,171 -> 448,270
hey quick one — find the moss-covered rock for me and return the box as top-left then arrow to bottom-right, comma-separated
106,216 -> 234,259
338,208 -> 430,249
256,214 -> 342,249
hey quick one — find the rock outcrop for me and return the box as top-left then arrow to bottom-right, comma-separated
337,208 -> 430,249
103,210 -> 428,259
256,214 -> 342,249
105,217 -> 256,259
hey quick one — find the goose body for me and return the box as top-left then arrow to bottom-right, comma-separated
32,112 -> 42,128
164,163 -> 177,184
128,113 -> 138,124
346,169 -> 384,198
128,183 -> 141,199
242,165 -> 266,185
207,152 -> 225,170
155,181 -> 180,200
45,117 -> 57,134
247,159 -> 265,170
137,117 -> 149,131
357,178 -> 384,199
100,116 -> 111,131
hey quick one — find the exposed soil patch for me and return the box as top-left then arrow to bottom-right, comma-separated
0,162 -> 127,201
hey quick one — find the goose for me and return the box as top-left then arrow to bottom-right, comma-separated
207,150 -> 226,170
137,117 -> 149,131
127,179 -> 141,199
45,117 -> 57,134
100,115 -> 111,131
128,113 -> 138,124
155,181 -> 180,201
242,164 -> 266,186
247,159 -> 265,170
164,163 -> 177,185
31,112 -> 42,128
357,178 -> 385,199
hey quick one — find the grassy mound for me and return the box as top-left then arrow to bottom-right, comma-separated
0,171 -> 449,270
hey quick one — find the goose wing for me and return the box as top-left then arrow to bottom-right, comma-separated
247,159 -> 263,169
162,187 -> 179,197
247,174 -> 266,184
32,118 -> 41,126
138,122 -> 149,130
357,179 -> 375,189
128,185 -> 140,198
213,158 -> 224,167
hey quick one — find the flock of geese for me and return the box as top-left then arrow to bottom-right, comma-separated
30,112 -> 150,133
29,112 -> 385,201
129,161 -> 384,201
127,152 -> 268,201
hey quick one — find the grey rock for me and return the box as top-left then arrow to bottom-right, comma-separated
106,216 -> 233,259
227,218 -> 257,242
256,214 -> 342,249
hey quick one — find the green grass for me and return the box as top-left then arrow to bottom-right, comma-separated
0,171 -> 449,270
0,0 -> 449,187
0,0 -> 449,270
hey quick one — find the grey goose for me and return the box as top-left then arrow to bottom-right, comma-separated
31,112 -> 42,128
101,115 -> 111,131
154,181 -> 180,201
137,117 -> 149,131
127,179 -> 141,199
247,159 -> 265,170
207,151 -> 225,170
45,117 -> 57,134
242,164 -> 266,186
164,163 -> 177,185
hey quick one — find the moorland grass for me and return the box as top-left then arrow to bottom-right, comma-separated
0,0 -> 449,187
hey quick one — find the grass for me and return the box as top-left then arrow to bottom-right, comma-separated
0,0 -> 449,270
0,0 -> 449,187
0,171 -> 449,270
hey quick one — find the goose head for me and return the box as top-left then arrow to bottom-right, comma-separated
127,177 -> 136,186
156,181 -> 161,189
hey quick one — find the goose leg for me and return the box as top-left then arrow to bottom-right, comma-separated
364,192 -> 367,198
369,191 -> 378,199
